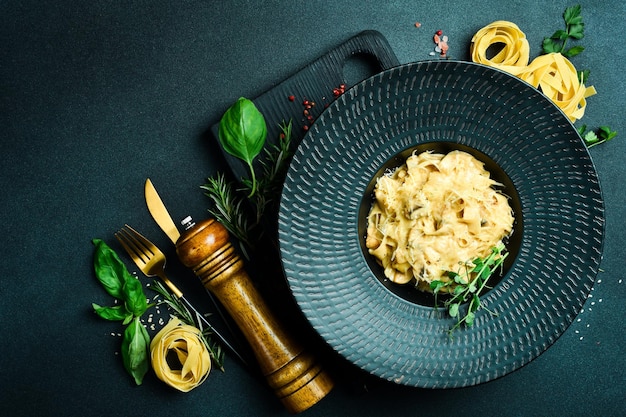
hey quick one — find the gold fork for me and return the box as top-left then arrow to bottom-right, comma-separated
115,224 -> 248,367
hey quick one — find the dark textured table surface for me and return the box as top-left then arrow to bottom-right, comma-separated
2,1 -> 625,416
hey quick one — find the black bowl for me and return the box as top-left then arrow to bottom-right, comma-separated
278,60 -> 604,388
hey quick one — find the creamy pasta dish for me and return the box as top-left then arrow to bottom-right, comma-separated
365,150 -> 514,291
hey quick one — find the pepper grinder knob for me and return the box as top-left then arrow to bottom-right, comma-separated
175,218 -> 333,414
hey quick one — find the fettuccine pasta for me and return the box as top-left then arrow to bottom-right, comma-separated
470,21 -> 530,75
365,151 -> 514,290
518,53 -> 597,122
150,317 -> 212,392
470,20 -> 596,122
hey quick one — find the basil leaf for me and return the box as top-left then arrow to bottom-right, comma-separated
122,314 -> 133,326
122,276 -> 148,317
218,97 -> 267,165
92,303 -> 131,322
121,318 -> 150,385
92,239 -> 132,300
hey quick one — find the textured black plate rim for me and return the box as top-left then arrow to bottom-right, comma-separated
278,60 -> 605,388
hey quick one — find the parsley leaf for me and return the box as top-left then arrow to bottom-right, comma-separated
542,4 -> 586,58
579,125 -> 618,148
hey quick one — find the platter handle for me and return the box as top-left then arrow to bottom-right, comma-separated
213,30 -> 400,182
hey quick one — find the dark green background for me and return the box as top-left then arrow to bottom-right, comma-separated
2,1 -> 624,416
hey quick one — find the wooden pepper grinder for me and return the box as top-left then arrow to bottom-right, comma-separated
175,217 -> 334,414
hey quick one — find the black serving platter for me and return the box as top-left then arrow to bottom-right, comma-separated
278,60 -> 605,388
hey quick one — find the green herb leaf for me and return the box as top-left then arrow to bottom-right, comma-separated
203,119 -> 294,257
92,303 -> 131,322
565,45 -> 585,58
91,240 -> 156,384
449,303 -> 460,318
578,69 -> 590,84
430,280 -> 445,293
551,29 -> 568,41
563,4 -> 582,25
218,97 -> 267,196
541,5 -> 586,56
465,311 -> 476,327
92,239 -> 131,299
542,39 -> 560,54
219,97 -> 267,164
121,317 -> 150,385
121,275 -> 148,317
436,243 -> 508,337
580,125 -> 618,148
568,24 -> 584,40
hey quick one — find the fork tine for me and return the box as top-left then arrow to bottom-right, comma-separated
124,224 -> 161,257
115,231 -> 139,263
115,227 -> 150,267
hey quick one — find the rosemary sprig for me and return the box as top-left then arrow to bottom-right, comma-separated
259,120 -> 294,198
202,119 -> 293,257
430,242 -> 508,337
240,119 -> 294,226
150,280 -> 225,371
201,172 -> 253,255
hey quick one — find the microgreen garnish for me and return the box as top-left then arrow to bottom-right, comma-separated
430,243 -> 508,337
149,280 -> 225,371
91,239 -> 153,385
204,116 -> 293,257
542,4 -> 585,58
578,125 -> 618,148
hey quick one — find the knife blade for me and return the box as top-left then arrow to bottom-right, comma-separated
145,178 -> 180,244
144,178 -> 250,369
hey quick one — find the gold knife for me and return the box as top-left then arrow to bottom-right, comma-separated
145,179 -> 180,243
144,178 -> 249,368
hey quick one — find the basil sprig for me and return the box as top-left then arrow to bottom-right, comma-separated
91,239 -> 152,385
218,97 -> 267,196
